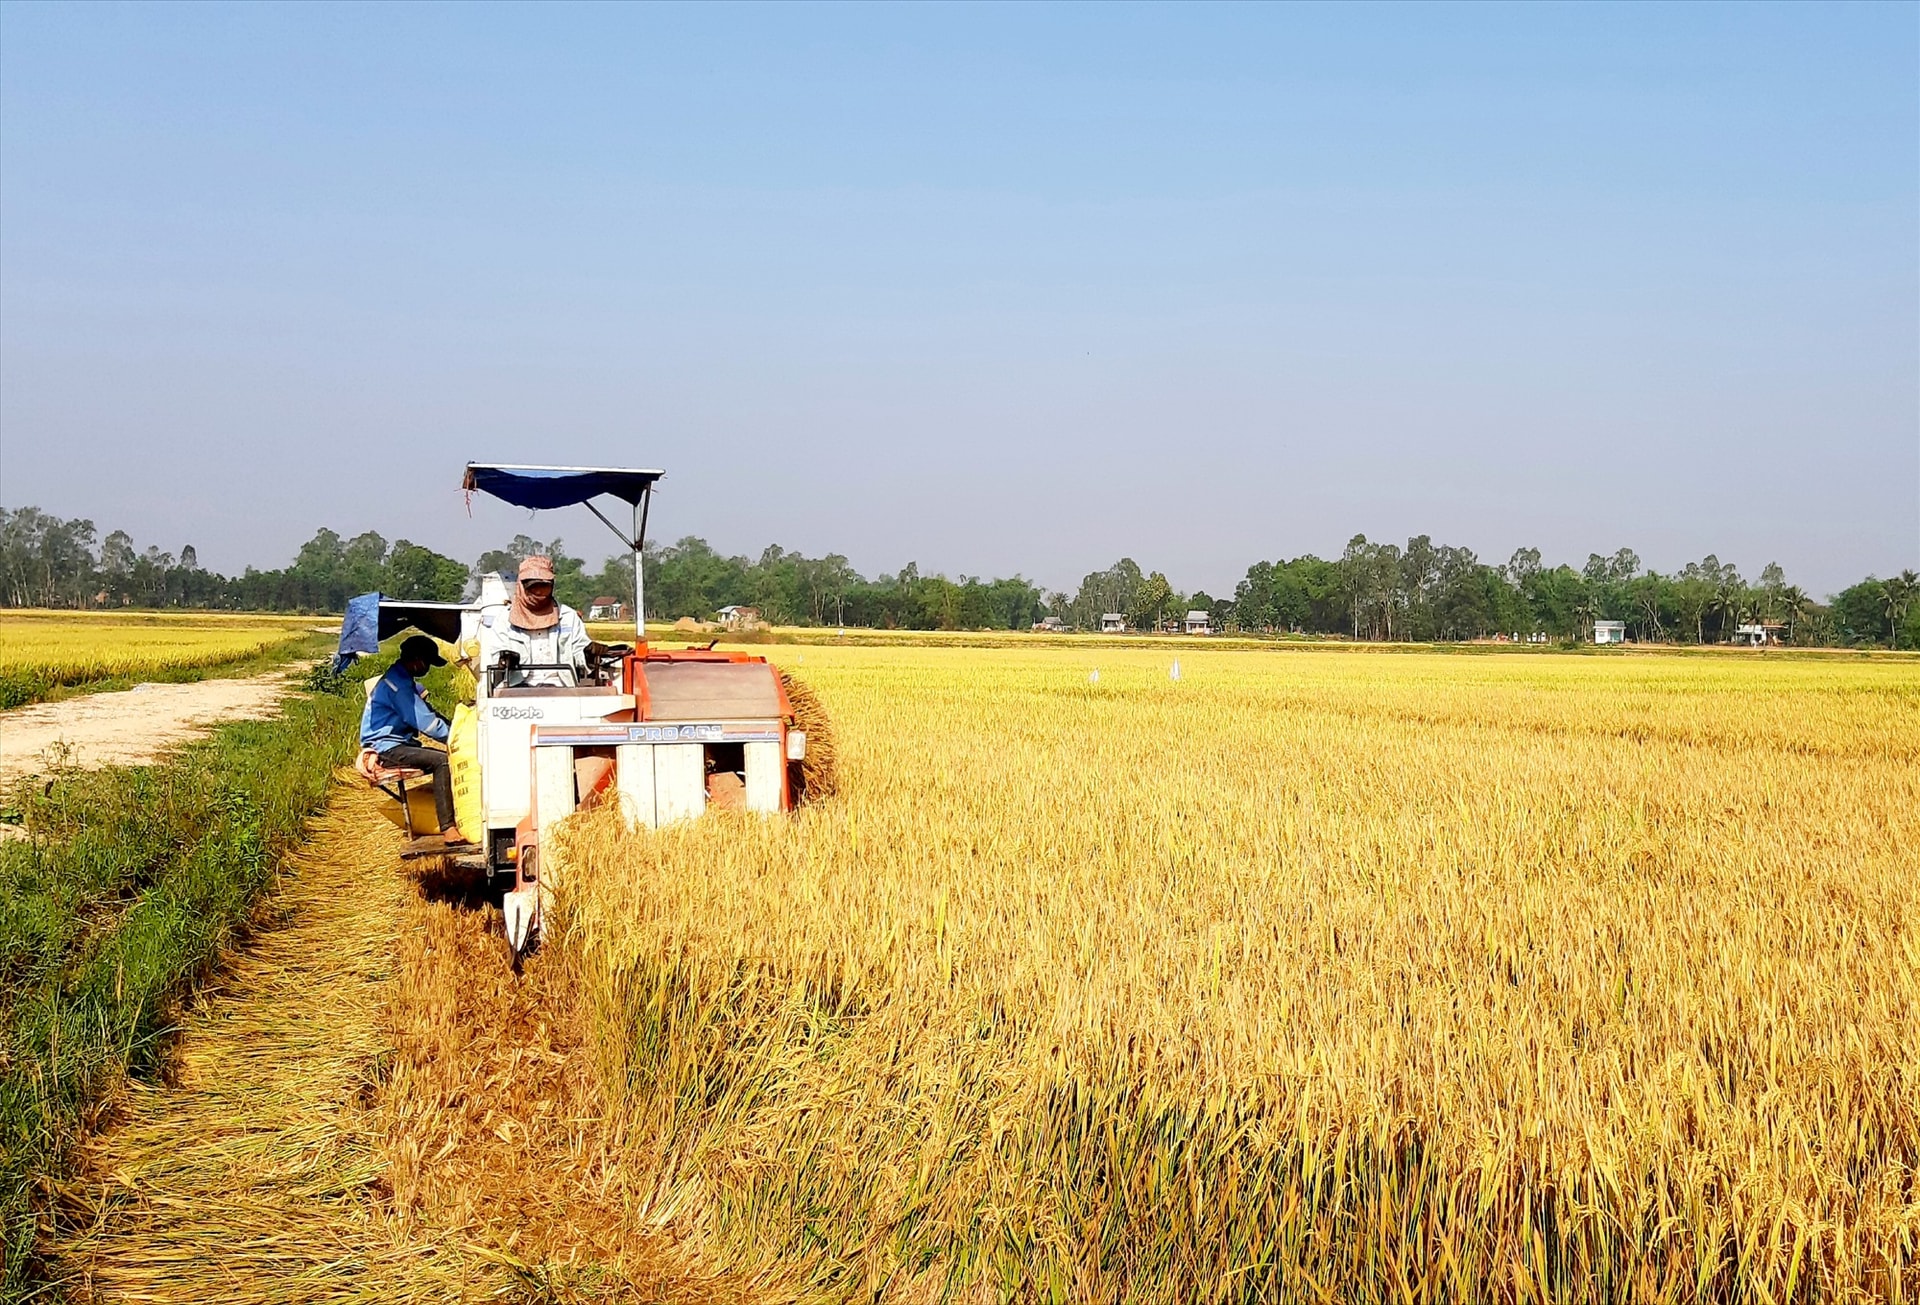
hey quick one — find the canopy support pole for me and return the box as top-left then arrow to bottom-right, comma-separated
633,489 -> 650,645
465,465 -> 662,650
580,491 -> 651,647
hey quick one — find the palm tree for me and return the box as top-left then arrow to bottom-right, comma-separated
1709,574 -> 1745,643
1883,570 -> 1917,649
1780,585 -> 1810,644
1573,590 -> 1598,643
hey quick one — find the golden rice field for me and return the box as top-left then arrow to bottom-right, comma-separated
0,610 -> 319,707
554,645 -> 1920,1303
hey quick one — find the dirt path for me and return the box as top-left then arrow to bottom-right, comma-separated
0,672 -> 295,785
48,783 -> 737,1304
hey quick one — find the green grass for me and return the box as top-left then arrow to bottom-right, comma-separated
0,664 -> 369,1299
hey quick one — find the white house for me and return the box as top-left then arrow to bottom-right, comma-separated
587,596 -> 626,621
1101,613 -> 1128,633
1733,623 -> 1783,647
717,605 -> 764,630
1032,615 -> 1066,633
1593,620 -> 1626,645
1184,610 -> 1212,635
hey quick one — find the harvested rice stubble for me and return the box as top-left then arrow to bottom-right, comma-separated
49,782 -> 748,1305
377,860 -> 749,1302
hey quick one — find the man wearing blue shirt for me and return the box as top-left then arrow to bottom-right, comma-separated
361,635 -> 471,848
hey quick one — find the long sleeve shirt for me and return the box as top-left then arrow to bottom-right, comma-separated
478,604 -> 591,688
359,666 -> 451,752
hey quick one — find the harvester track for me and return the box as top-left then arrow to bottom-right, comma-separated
46,782 -> 738,1304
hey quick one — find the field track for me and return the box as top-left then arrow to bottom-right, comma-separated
0,672 -> 294,786
46,784 -> 740,1304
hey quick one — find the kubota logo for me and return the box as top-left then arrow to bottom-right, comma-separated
491,705 -> 545,721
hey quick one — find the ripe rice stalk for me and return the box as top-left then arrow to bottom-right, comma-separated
550,645 -> 1920,1302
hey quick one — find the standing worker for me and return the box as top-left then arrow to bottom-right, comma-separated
479,554 -> 591,687
360,634 -> 473,850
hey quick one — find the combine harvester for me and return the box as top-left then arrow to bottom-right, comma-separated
338,463 -> 821,956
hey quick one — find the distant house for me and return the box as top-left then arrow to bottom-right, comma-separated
717,604 -> 764,630
1184,610 -> 1212,636
1733,623 -> 1783,647
588,597 -> 626,621
1593,620 -> 1626,645
1101,612 -> 1128,634
1032,615 -> 1066,632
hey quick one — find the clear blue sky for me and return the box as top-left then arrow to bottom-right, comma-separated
2,2 -> 1914,598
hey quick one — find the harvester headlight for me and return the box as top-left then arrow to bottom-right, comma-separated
786,731 -> 807,761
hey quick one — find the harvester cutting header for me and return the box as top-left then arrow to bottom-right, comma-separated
338,463 -> 830,956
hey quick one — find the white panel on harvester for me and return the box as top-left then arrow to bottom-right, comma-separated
744,740 -> 783,813
654,743 -> 706,825
615,744 -> 657,830
533,745 -> 578,857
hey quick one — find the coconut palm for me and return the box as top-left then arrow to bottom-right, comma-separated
1573,590 -> 1598,643
1779,585 -> 1810,644
1883,570 -> 1917,648
1709,568 -> 1746,643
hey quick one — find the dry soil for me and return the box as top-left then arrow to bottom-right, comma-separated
0,672 -> 293,786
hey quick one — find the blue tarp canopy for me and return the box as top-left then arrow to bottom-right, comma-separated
333,594 -> 468,670
333,593 -> 382,670
463,463 -> 663,510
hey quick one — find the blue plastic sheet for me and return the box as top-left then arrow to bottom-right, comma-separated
333,594 -> 467,670
332,592 -> 382,672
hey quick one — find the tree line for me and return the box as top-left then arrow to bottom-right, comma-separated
1212,536 -> 1915,648
0,508 -> 469,612
2,505 -> 1914,648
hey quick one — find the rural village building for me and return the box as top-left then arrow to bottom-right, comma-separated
1184,610 -> 1212,635
588,597 -> 626,621
717,605 -> 764,630
1032,615 -> 1066,632
1592,620 -> 1626,645
1733,623 -> 1784,647
1100,613 -> 1127,633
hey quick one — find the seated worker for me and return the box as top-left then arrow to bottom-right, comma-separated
479,554 -> 591,688
360,635 -> 472,849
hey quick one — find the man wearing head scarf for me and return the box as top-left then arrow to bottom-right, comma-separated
479,554 -> 591,688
